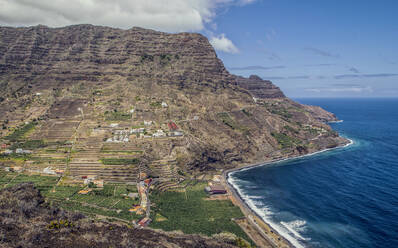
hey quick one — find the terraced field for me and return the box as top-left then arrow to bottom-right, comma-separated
0,171 -> 143,223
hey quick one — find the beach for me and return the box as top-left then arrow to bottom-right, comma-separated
223,138 -> 354,247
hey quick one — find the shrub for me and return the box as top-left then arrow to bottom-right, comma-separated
47,219 -> 74,230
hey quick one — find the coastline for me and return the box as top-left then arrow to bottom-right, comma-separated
223,138 -> 354,247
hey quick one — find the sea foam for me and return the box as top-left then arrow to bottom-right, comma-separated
227,137 -> 355,248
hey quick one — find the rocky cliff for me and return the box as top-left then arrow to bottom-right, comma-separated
0,25 -> 347,175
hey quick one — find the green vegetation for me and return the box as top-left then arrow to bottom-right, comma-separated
100,158 -> 140,165
304,126 -> 320,135
159,54 -> 173,65
284,125 -> 299,134
150,182 -> 249,241
0,173 -> 58,193
0,172 -> 250,242
105,110 -> 132,121
271,132 -> 301,149
236,237 -> 253,248
9,140 -> 68,150
0,153 -> 31,161
150,101 -> 162,108
140,54 -> 154,63
4,121 -> 37,142
0,172 -> 142,223
92,89 -> 103,96
10,139 -> 46,149
242,109 -> 252,117
140,53 -> 174,65
217,112 -> 249,134
270,107 -> 292,119
100,149 -> 144,154
47,219 -> 74,230
30,157 -> 68,164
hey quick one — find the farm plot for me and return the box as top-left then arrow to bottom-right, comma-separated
150,182 -> 249,241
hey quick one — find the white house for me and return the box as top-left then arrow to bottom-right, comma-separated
43,167 -> 56,175
153,129 -> 165,137
131,128 -> 145,133
161,101 -> 168,108
4,149 -> 13,155
144,121 -> 153,126
170,131 -> 183,137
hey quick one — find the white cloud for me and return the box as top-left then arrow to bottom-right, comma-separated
0,0 -> 255,32
305,86 -> 373,93
209,34 -> 239,53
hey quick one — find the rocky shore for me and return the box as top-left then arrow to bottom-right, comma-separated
223,137 -> 353,247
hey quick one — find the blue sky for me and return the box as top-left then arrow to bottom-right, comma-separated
0,0 -> 397,97
209,0 -> 398,97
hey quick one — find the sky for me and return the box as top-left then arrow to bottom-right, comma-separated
0,0 -> 397,98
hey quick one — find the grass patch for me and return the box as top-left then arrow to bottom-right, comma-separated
10,140 -> 68,150
284,125 -> 299,134
217,112 -> 249,134
100,158 -> 140,165
271,132 -> 301,149
0,153 -> 32,161
150,101 -> 162,108
150,182 -> 249,240
270,108 -> 292,119
105,110 -> 131,121
5,121 -> 38,142
242,109 -> 252,117
100,149 -> 144,154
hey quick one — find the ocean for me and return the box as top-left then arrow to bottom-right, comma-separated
228,98 -> 398,248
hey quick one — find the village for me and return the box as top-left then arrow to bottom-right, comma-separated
0,85 -> 307,248
0,96 -> 235,230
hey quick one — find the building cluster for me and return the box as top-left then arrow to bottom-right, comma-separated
129,178 -> 152,219
4,166 -> 23,172
1,148 -> 32,155
205,175 -> 227,195
106,129 -> 131,143
81,175 -> 104,188
43,167 -> 64,175
105,120 -> 184,143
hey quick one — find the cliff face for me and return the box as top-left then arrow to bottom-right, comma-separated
235,75 -> 285,99
0,25 -> 347,175
0,24 -> 231,92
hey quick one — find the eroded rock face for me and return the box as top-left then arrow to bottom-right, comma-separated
0,25 -> 232,91
235,75 -> 285,99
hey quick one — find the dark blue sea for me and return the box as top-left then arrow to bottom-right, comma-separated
228,98 -> 398,248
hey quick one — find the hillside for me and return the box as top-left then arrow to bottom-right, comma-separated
0,183 -> 238,247
0,24 -> 348,181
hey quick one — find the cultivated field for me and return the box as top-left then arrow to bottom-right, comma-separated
0,172 -> 142,223
150,182 -> 250,242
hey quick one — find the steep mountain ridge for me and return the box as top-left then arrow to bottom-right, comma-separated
0,25 -> 347,176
